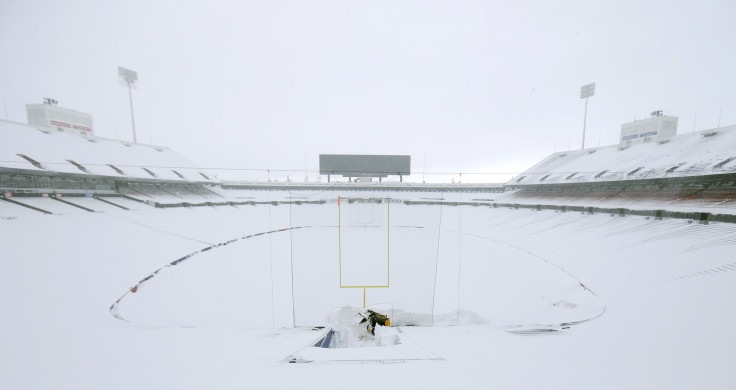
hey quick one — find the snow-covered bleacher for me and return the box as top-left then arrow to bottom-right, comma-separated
0,119 -> 216,184
509,124 -> 736,186
497,124 -> 736,215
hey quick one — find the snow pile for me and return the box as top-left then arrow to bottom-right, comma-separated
315,306 -> 398,349
288,305 -> 440,363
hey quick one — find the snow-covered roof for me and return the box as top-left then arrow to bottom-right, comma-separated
510,124 -> 736,186
0,119 -> 215,183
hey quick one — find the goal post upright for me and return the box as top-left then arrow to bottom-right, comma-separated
338,196 -> 342,286
387,196 -> 390,286
337,196 -> 391,308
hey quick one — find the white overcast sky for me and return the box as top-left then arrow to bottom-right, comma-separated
1,0 -> 735,181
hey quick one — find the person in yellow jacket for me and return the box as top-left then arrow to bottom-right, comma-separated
359,309 -> 391,335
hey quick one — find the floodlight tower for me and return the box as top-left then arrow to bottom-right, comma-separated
579,82 -> 595,150
118,66 -> 139,143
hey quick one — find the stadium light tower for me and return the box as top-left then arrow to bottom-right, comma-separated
580,82 -> 595,150
118,66 -> 139,143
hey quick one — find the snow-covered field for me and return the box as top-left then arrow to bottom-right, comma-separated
2,190 -> 735,389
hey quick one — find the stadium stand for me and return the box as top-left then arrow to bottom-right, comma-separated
508,124 -> 736,185
502,124 -> 736,213
2,116 -> 736,218
0,119 -> 222,208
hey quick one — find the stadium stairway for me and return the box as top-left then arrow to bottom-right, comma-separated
0,196 -> 53,214
93,195 -> 130,210
50,195 -> 96,212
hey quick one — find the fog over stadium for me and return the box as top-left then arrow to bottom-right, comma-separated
2,1 -> 735,181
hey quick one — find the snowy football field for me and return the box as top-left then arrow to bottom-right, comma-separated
2,190 -> 735,389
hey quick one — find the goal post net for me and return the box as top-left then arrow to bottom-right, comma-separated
338,196 -> 390,288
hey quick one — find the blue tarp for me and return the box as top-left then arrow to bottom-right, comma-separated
313,329 -> 336,348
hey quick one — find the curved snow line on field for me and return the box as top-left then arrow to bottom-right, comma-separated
108,225 -> 332,322
504,307 -> 608,335
109,224 -> 606,328
109,224 -> 431,323
104,214 -> 215,246
455,229 -> 607,327
460,229 -> 603,298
